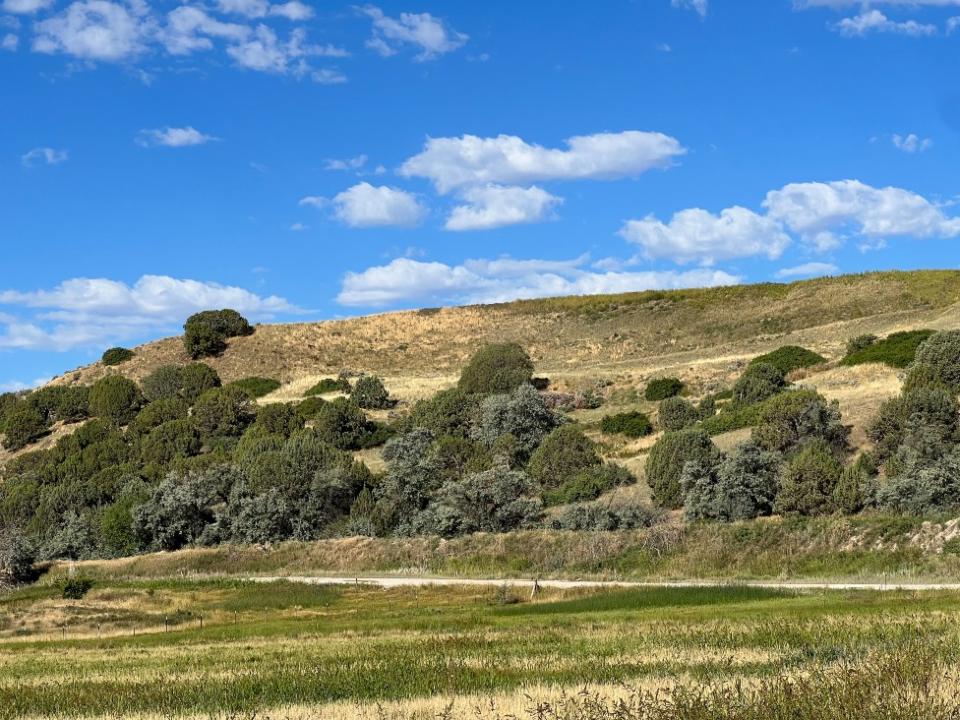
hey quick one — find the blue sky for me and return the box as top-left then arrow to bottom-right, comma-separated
1,0 -> 959,389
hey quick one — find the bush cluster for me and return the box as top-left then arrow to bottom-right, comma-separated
183,309 -> 254,359
600,411 -> 652,438
101,347 -> 134,366
228,377 -> 281,399
304,377 -> 351,396
457,343 -> 534,395
644,377 -> 684,401
841,330 -> 934,369
749,346 -> 825,375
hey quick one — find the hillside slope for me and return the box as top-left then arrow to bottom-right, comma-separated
47,270 -> 960,391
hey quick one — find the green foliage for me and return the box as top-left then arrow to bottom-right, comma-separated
527,425 -> 601,491
191,386 -> 256,438
914,330 -> 960,391
252,403 -> 304,438
833,455 -> 878,515
313,398 -> 377,450
2,404 -> 50,451
752,389 -> 848,455
472,384 -> 561,462
101,347 -> 134,366
880,450 -> 960,514
407,388 -> 480,438
845,334 -> 878,356
548,502 -> 660,531
295,396 -> 327,420
349,375 -> 392,409
683,442 -> 780,522
229,377 -> 281,399
144,363 -> 221,404
27,385 -> 90,424
732,362 -> 787,406
841,329 -> 934,368
303,377 -> 351,396
903,362 -> 949,394
644,377 -> 684,401
600,410 -> 652,438
129,398 -> 189,436
775,439 -> 842,516
183,309 -> 253,359
542,463 -> 635,506
0,530 -> 36,584
658,396 -> 700,431
61,577 -> 93,599
140,419 -> 201,465
88,375 -> 142,425
646,429 -> 721,509
99,493 -> 143,558
750,345 -> 825,375
457,343 -> 534,395
700,402 -> 765,436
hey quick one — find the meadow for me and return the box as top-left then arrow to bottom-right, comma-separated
3,576 -> 960,719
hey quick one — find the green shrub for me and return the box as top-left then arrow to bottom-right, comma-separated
683,441 -> 780,522
841,329 -> 935,368
644,377 -> 683,401
527,425 -> 601,490
27,385 -> 90,424
1,405 -> 50,451
833,455 -> 878,515
0,530 -> 36,584
752,389 -> 848,455
732,362 -> 787,406
128,398 -> 190,436
88,375 -> 142,425
775,439 -> 842,516
750,345 -> 825,375
140,419 -> 201,465
61,577 -> 93,600
879,450 -> 960,514
646,429 -> 721,509
313,398 -> 376,450
903,362 -> 949,394
101,347 -> 134,366
845,334 -> 878,356
142,363 -> 221,404
191,386 -> 256,438
658,396 -> 700,431
700,402 -> 765,435
295,396 -> 327,420
350,376 -> 392,410
542,463 -> 635,506
229,377 -> 281,399
458,343 -> 534,395
252,403 -> 303,437
407,388 -> 480,438
472,384 -> 561,461
183,309 -> 253,359
600,411 -> 653,438
548,502 -> 659,531
914,330 -> 960,390
304,377 -> 351,396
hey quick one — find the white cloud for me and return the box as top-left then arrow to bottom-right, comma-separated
337,255 -> 741,307
359,4 -> 467,60
671,0 -> 708,18
327,182 -> 427,228
225,24 -> 344,75
892,133 -> 933,153
269,1 -> 313,21
216,0 -> 269,18
311,67 -> 348,84
325,154 -> 368,171
832,10 -> 937,37
445,185 -> 562,231
136,126 -> 218,147
33,0 -> 155,61
2,32 -> 18,50
797,1 -> 960,7
763,180 -> 960,241
619,206 -> 791,265
2,0 -> 53,14
775,262 -> 839,279
159,5 -> 249,55
0,275 -> 300,351
21,147 -> 68,166
400,131 -> 686,194
0,377 -> 52,392
948,16 -> 960,33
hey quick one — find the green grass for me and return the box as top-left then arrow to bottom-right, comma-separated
3,578 -> 960,718
841,329 -> 935,369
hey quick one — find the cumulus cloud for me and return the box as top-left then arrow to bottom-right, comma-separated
775,262 -> 840,279
892,133 -> 933,153
400,131 -> 685,194
33,0 -> 155,61
619,206 -> 791,265
337,255 -> 741,307
21,147 -> 68,166
671,0 -> 708,18
763,180 -> 960,241
1,32 -> 16,50
0,275 -> 301,351
269,1 -> 313,21
359,5 -> 467,60
445,185 -> 562,231
832,10 -> 937,36
314,182 -> 427,228
2,0 -> 53,14
159,5 -> 249,55
136,126 -> 218,147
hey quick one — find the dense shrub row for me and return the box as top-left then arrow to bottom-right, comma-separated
841,329 -> 935,368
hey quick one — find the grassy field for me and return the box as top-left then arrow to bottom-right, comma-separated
60,513 -> 960,586
3,577 -> 960,719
